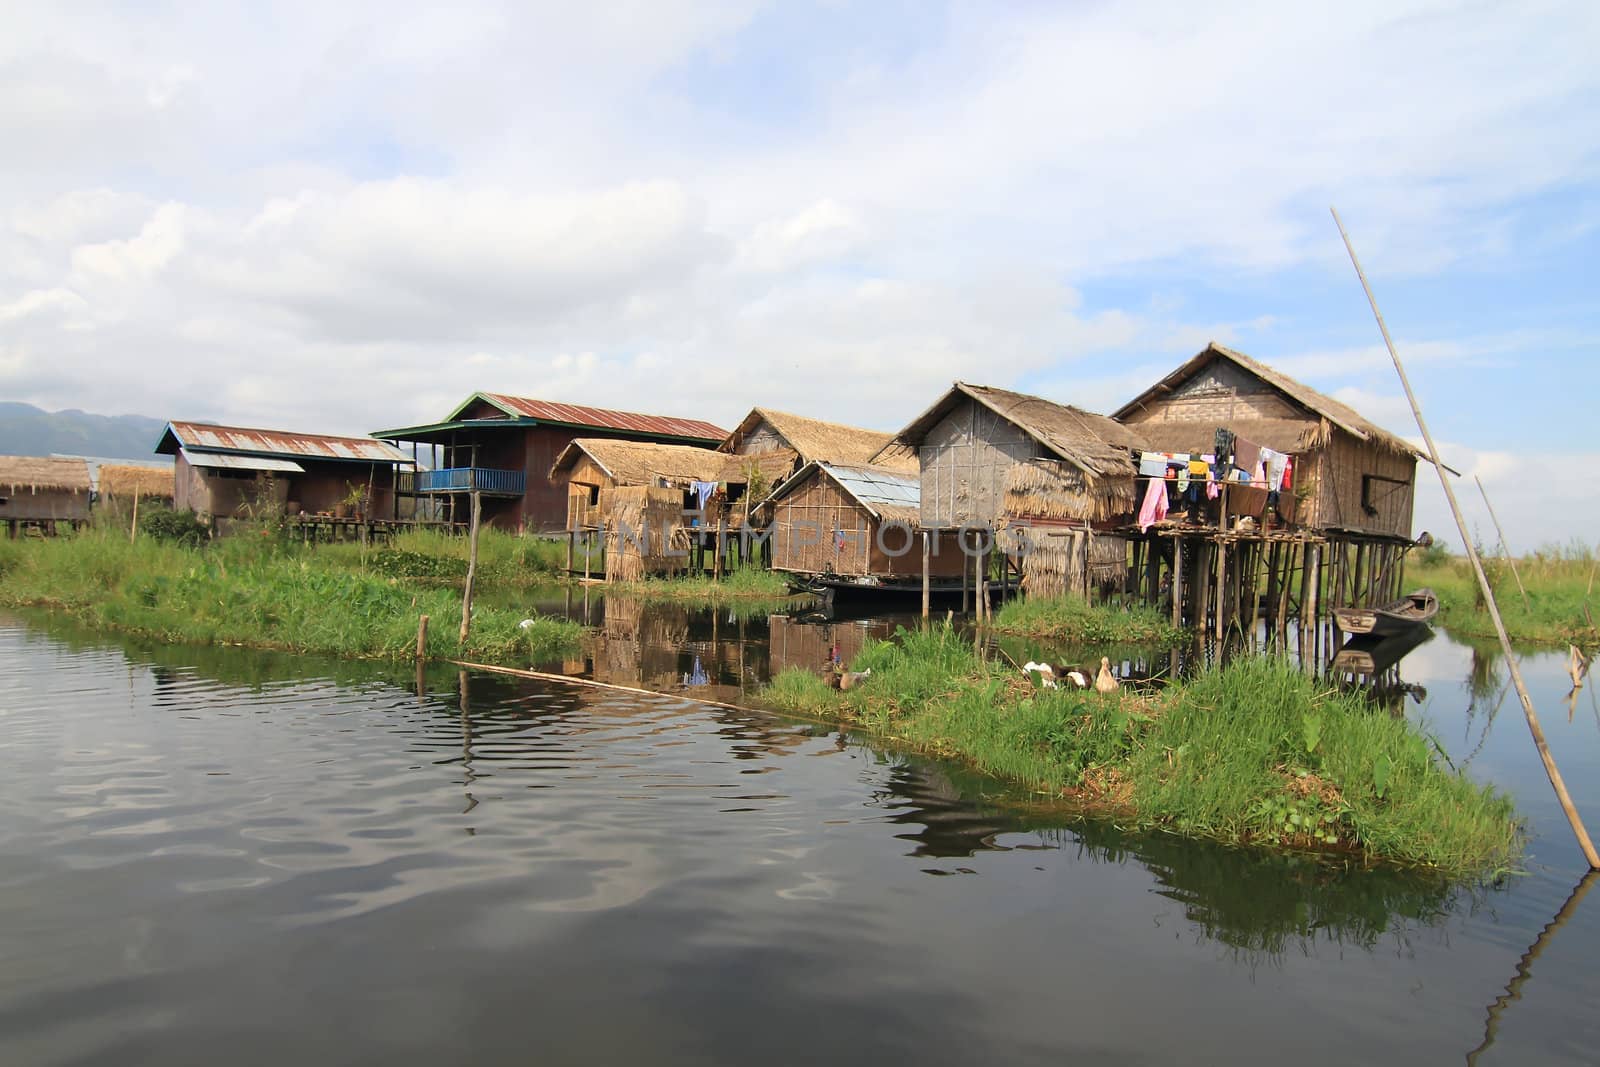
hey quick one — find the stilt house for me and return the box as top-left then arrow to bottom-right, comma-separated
155,422 -> 412,525
0,456 -> 92,532
1112,343 -> 1423,540
878,383 -> 1148,596
765,461 -> 967,588
373,394 -> 726,533
717,408 -> 915,517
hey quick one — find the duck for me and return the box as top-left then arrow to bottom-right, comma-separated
1021,661 -> 1058,689
1095,656 -> 1119,694
838,668 -> 873,691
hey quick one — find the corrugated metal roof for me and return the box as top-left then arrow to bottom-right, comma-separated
477,394 -> 727,442
165,421 -> 409,463
821,463 -> 921,512
180,448 -> 305,473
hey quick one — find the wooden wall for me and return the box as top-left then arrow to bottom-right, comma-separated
918,395 -> 1042,529
771,471 -> 966,578
1305,433 -> 1417,539
0,487 -> 90,522
732,419 -> 789,455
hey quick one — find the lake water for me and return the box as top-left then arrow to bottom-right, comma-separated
2,608 -> 1597,1065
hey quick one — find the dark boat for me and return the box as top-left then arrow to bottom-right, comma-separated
1330,626 -> 1433,676
1332,588 -> 1438,637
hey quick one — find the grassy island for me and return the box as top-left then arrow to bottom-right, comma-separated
762,624 -> 1520,876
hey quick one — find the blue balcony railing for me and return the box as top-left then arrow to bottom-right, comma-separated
416,467 -> 526,494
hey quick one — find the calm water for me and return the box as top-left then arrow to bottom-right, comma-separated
2,611 -> 1597,1065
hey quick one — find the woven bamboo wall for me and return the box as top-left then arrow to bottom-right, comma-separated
1019,529 -> 1128,598
1124,359 -> 1303,423
919,395 -> 1040,528
1305,432 -> 1417,538
604,486 -> 690,581
771,475 -> 872,575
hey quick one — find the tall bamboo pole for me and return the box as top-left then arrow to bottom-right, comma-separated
1334,207 -> 1597,869
458,490 -> 482,646
1475,476 -> 1532,613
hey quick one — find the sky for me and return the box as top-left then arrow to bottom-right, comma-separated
2,0 -> 1597,551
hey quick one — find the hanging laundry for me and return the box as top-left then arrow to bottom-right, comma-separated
1232,435 -> 1262,479
1213,428 -> 1236,469
1251,460 -> 1267,487
1138,452 -> 1169,477
1261,449 -> 1288,493
1137,477 -> 1169,532
1206,478 -> 1221,500
1281,456 -> 1293,492
1176,463 -> 1190,493
1187,455 -> 1210,478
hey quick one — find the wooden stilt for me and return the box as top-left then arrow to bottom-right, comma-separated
922,531 -> 931,620
458,490 -> 482,646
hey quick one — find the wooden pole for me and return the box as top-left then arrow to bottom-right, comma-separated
1476,475 -> 1532,613
458,490 -> 481,646
1171,536 -> 1184,631
961,531 -> 969,614
714,514 -> 726,580
921,531 -> 931,619
566,528 -> 574,576
416,614 -> 430,660
129,489 -> 140,543
1335,207 -> 1597,869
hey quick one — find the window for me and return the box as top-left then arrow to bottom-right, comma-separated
1360,474 -> 1407,518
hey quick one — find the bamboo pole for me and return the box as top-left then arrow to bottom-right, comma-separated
1476,476 -> 1531,613
416,614 -> 429,660
1334,207 -> 1597,869
129,489 -> 140,543
1171,536 -> 1184,631
458,490 -> 482,646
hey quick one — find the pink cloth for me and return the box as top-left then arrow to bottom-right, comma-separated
1137,477 -> 1168,532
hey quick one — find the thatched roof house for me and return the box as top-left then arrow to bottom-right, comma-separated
97,464 -> 175,501
0,456 -> 92,524
718,408 -> 915,481
880,382 -> 1148,530
551,437 -> 729,531
1113,343 -> 1423,538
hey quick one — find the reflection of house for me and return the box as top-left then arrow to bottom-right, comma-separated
155,421 -> 412,524
766,461 -> 966,587
373,394 -> 726,533
0,456 -> 92,532
880,382 -> 1147,596
1113,343 -> 1422,539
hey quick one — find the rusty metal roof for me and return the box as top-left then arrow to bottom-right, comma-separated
159,421 -> 410,463
464,393 -> 727,442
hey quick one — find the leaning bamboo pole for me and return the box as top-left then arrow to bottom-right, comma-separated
1475,476 -> 1532,613
1334,207 -> 1597,869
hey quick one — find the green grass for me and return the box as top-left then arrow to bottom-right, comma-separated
990,594 -> 1184,647
0,527 -> 582,665
761,624 -> 1520,876
607,562 -> 798,603
1411,547 -> 1599,646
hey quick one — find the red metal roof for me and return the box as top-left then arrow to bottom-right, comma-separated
478,393 -> 727,442
163,421 -> 410,463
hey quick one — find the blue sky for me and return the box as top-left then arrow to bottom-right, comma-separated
1,1 -> 1596,549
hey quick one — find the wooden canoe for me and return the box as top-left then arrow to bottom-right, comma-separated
1332,588 -> 1438,637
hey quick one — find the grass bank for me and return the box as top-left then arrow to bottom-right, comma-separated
762,625 -> 1519,876
0,527 -> 582,664
1411,550 -> 1599,647
990,594 -> 1184,647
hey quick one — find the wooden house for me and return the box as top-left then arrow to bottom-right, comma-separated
373,394 -> 726,533
155,421 -> 413,526
765,461 -> 967,589
1112,343 -> 1423,540
880,383 -> 1148,597
0,456 -> 92,533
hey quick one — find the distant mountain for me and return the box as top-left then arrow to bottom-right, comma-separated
0,402 -> 169,460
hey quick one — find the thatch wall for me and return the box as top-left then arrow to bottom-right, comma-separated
1017,528 -> 1128,599
1002,457 -> 1137,524
0,456 -> 92,522
604,486 -> 692,582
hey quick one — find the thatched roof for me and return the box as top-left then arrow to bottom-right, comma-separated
1113,343 -> 1422,458
1003,457 -> 1138,523
0,456 -> 91,493
98,464 -> 175,498
550,438 -> 727,487
716,448 -> 799,488
719,408 -> 913,471
882,382 -> 1147,480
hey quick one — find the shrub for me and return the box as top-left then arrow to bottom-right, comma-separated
139,507 -> 210,548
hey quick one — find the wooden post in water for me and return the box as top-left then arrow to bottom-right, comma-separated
1335,206 -> 1598,870
458,491 -> 482,647
129,489 -> 141,543
416,614 -> 430,660
1476,476 -> 1532,613
960,530 -> 969,614
921,531 -> 931,620
714,515 -> 726,580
